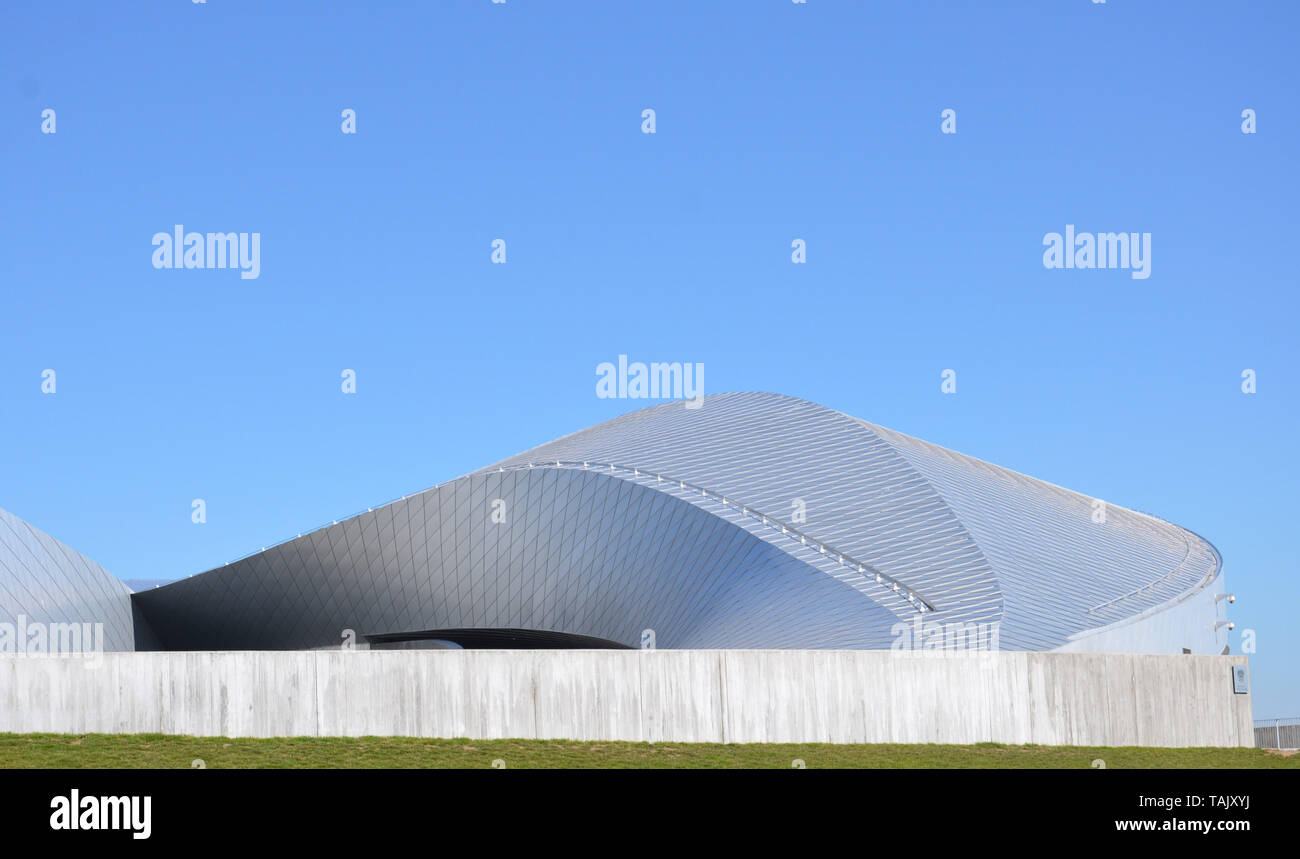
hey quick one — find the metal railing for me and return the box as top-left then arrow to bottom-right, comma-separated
213,459 -> 935,614
1254,717 -> 1300,750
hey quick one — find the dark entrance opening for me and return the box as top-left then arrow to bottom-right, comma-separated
363,628 -> 633,650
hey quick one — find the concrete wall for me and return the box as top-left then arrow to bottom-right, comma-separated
0,650 -> 1255,747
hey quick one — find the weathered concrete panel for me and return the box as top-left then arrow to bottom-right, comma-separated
0,651 -> 1255,747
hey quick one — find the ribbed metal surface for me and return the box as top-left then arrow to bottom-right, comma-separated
0,506 -> 134,651
865,420 -> 1218,649
487,392 -> 1219,650
129,391 -> 1219,652
134,466 -> 902,650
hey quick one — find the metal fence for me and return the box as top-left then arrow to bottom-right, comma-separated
1254,717 -> 1300,750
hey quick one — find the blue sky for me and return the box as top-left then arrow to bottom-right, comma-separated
2,2 -> 1296,715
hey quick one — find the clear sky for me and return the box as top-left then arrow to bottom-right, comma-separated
2,2 -> 1296,716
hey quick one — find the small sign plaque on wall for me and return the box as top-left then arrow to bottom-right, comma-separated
1231,665 -> 1250,695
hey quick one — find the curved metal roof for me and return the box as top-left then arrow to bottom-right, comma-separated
485,392 -> 1220,650
130,391 -> 1220,652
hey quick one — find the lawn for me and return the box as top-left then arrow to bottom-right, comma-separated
0,734 -> 1294,768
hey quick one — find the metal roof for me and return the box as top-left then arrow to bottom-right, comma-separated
0,506 -> 135,651
129,392 -> 1220,651
486,392 -> 1220,650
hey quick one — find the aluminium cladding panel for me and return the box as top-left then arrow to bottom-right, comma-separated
0,506 -> 134,652
487,392 -> 1219,651
866,421 -> 1221,651
485,393 -> 1005,633
1056,571 -> 1230,656
132,467 -> 903,650
0,651 -> 1254,745
130,391 -> 1221,653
